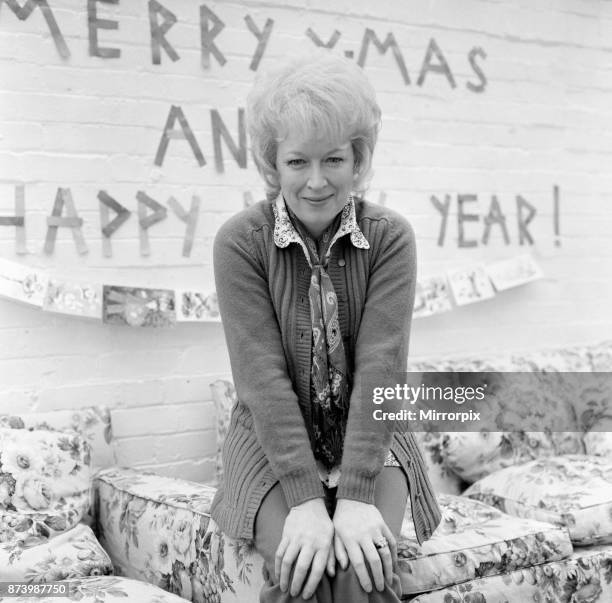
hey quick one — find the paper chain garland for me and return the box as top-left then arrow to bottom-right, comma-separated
0,255 -> 541,327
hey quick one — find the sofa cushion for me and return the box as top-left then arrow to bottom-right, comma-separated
398,493 -> 572,596
464,454 -> 612,546
441,430 -> 582,484
0,427 -> 91,538
577,369 -> 612,458
0,522 -> 112,580
409,544 -> 612,603
0,406 -> 114,470
584,432 -> 612,457
0,576 -> 188,602
94,467 -> 264,603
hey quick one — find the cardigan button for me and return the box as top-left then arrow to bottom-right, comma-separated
338,258 -> 346,267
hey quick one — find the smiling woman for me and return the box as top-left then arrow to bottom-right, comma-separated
247,52 -> 380,204
210,51 -> 441,603
275,135 -> 355,239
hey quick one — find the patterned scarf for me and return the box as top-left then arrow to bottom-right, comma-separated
274,197 -> 368,469
299,216 -> 350,469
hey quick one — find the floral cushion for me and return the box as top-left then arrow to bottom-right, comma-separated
398,493 -> 572,596
0,522 -> 112,580
94,467 -> 264,603
0,576 -> 188,602
0,428 -> 91,539
582,341 -> 612,456
0,407 -> 114,470
409,544 -> 612,603
441,431 -> 582,484
413,432 -> 464,495
574,372 -> 612,431
464,455 -> 612,546
584,432 -> 612,457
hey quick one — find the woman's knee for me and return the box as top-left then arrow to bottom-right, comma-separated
374,467 -> 409,537
254,482 -> 289,571
333,563 -> 402,600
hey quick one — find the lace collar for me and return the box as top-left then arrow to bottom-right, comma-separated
272,195 -> 370,262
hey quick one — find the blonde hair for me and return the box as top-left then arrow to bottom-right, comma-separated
247,51 -> 381,200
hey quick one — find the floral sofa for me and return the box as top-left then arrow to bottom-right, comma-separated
0,408 -> 189,602
2,341 -> 611,602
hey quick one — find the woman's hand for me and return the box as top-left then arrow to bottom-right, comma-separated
275,497 -> 334,599
332,498 -> 397,593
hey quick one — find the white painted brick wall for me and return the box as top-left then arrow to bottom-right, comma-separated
1,0 -> 611,482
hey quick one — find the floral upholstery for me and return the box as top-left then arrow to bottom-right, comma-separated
0,523 -> 112,581
94,467 -> 264,603
409,345 -> 592,373
0,425 -> 115,589
464,455 -> 612,546
0,407 -> 114,470
2,341 -> 610,601
588,340 -> 612,371
0,576 -> 192,602
409,545 -> 612,603
584,432 -> 612,457
440,430 -> 582,484
409,356 -> 519,373
413,432 -> 465,495
0,409 -> 180,603
94,468 -> 578,599
508,346 -> 593,373
582,343 -> 612,460
0,428 -> 92,539
398,494 -> 572,595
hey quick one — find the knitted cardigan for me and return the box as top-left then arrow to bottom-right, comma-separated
210,197 -> 442,544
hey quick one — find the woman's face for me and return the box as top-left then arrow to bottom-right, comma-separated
275,130 -> 355,239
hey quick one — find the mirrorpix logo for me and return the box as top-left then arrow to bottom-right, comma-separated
371,381 -> 485,423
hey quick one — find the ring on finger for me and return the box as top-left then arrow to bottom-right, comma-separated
374,537 -> 389,550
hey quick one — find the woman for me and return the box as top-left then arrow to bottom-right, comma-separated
211,51 -> 441,602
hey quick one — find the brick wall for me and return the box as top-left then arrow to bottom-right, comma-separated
1,0 -> 611,482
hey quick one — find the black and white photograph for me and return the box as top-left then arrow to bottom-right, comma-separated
1,1 -> 611,601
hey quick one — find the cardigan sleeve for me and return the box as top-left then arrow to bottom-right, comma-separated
213,215 -> 325,509
337,212 -> 417,503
